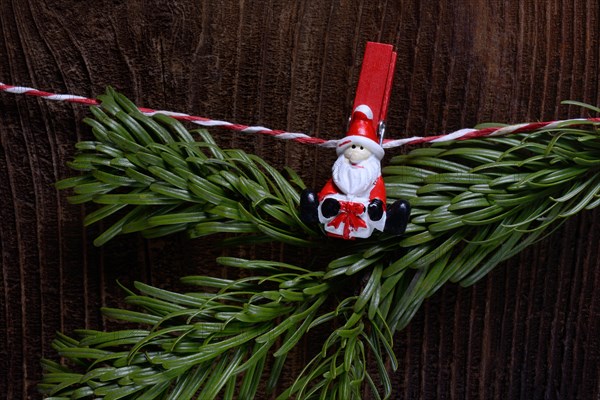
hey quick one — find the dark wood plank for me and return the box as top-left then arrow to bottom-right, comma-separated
1,1 -> 599,398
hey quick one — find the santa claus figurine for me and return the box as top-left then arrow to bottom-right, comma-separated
300,105 -> 410,239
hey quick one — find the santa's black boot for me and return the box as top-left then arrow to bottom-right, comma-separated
300,189 -> 320,224
384,200 -> 411,235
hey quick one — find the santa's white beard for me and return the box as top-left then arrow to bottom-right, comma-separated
332,154 -> 381,197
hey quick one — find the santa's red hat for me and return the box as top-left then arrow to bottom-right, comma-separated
336,105 -> 384,160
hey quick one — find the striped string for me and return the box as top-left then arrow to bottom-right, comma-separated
2,83 -> 599,149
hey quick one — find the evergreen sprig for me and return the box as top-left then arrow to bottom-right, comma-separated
56,88 -> 317,247
42,90 -> 600,399
41,256 -> 394,399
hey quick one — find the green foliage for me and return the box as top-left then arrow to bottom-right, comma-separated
40,257 -> 392,399
43,90 -> 600,399
57,88 -> 317,247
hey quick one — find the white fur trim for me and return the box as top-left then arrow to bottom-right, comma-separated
354,104 -> 373,119
336,135 -> 384,160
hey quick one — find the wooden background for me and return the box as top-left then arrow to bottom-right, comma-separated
1,0 -> 599,398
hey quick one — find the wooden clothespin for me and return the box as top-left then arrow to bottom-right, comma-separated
351,42 -> 397,144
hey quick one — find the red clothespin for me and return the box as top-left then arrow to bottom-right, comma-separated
351,42 -> 397,143
300,42 -> 409,240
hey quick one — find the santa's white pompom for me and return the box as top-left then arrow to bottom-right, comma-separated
354,104 -> 373,120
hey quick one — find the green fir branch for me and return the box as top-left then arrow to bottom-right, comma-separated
57,88 -> 317,247
43,90 -> 600,399
41,258 -> 391,399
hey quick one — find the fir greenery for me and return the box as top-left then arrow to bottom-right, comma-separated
41,89 -> 600,399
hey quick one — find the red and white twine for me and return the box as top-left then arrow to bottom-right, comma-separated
2,83 -> 599,149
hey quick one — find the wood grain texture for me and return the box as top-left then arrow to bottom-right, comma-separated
1,0 -> 599,398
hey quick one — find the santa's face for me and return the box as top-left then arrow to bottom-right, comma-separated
344,144 -> 371,164
332,145 -> 381,197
